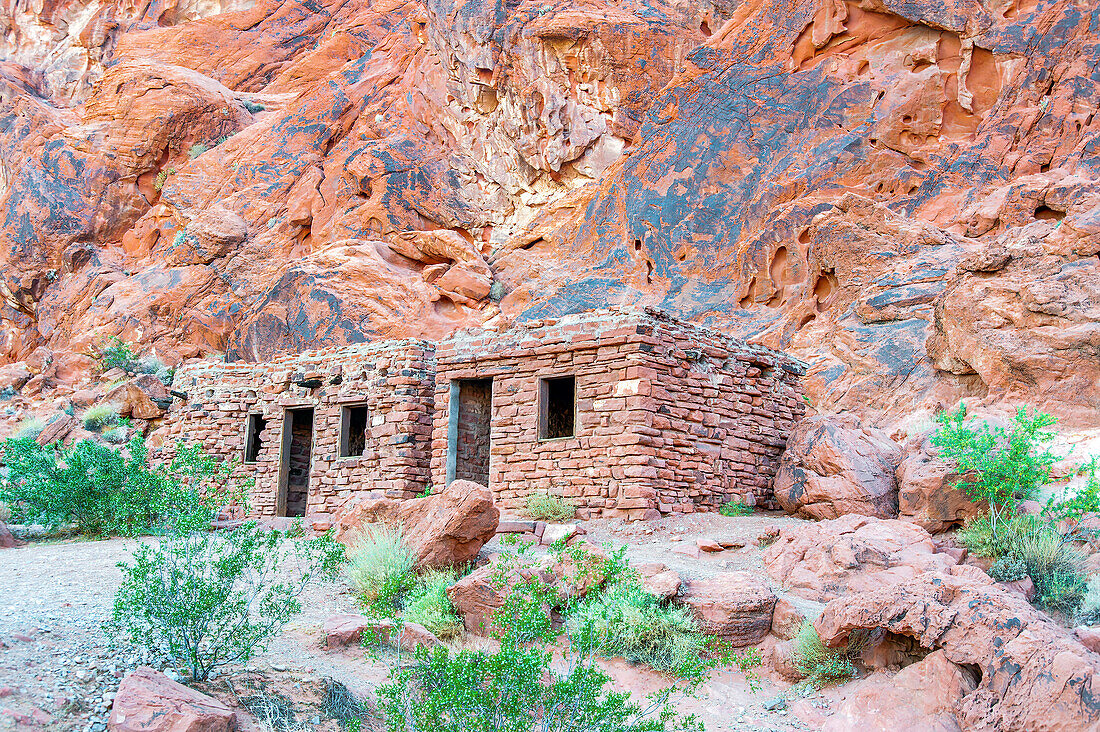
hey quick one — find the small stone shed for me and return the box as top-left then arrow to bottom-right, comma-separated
162,339 -> 436,518
162,307 -> 805,522
431,308 -> 805,519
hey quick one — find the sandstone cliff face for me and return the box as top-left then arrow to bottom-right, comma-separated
0,0 -> 1097,426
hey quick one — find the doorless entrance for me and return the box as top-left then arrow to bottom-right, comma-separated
278,407 -> 314,517
447,378 -> 492,486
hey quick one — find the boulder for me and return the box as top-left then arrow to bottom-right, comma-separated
636,563 -> 682,601
323,614 -> 439,650
1075,627 -> 1100,654
0,362 -> 32,393
770,596 -> 824,640
103,374 -> 170,420
448,544 -> 609,634
108,667 -> 236,731
763,515 -> 958,602
816,571 -> 1100,731
35,413 -> 76,445
0,520 -> 19,548
897,437 -> 981,533
770,638 -> 804,681
821,650 -> 977,731
773,414 -> 903,520
679,571 -> 776,647
335,479 -> 499,569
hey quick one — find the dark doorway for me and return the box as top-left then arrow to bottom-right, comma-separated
539,376 -> 576,440
278,407 -> 313,517
447,378 -> 492,486
243,413 -> 267,463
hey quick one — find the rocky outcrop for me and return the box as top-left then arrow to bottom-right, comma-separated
108,666 -> 236,732
679,572 -> 776,647
335,479 -> 499,569
773,414 -> 903,520
821,650 -> 977,732
817,572 -> 1100,731
103,374 -> 171,420
763,515 -> 958,602
897,436 -> 981,533
323,614 -> 440,650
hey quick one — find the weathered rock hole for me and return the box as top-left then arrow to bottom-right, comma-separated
798,228 -> 810,245
797,312 -> 815,329
1034,205 -> 1064,221
911,60 -> 934,73
700,20 -> 712,36
738,277 -> 757,309
522,237 -> 545,250
902,114 -> 913,124
476,68 -> 493,85
633,238 -> 643,252
857,61 -> 870,76
645,259 -> 654,284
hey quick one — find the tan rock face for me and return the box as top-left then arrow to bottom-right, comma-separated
0,0 -> 1097,428
335,479 -> 499,570
774,413 -> 903,520
679,571 -> 777,647
816,572 -> 1100,731
763,514 -> 958,603
107,666 -> 236,732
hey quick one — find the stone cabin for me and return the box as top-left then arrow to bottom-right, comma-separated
162,308 -> 806,522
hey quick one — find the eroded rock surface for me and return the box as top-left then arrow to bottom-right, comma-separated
108,666 -> 236,732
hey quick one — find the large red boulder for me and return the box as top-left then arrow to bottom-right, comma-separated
108,667 -> 236,731
335,479 -> 499,569
763,514 -> 958,602
679,571 -> 776,647
103,374 -> 171,420
897,436 -> 982,533
773,414 -> 903,520
817,572 -> 1100,731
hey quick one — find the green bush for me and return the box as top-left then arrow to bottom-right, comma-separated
13,417 -> 44,440
568,582 -> 708,676
110,523 -> 344,681
88,336 -> 137,373
345,524 -> 417,615
0,436 -> 249,537
523,492 -> 575,522
792,621 -> 854,686
243,100 -> 266,113
989,556 -> 1029,582
1077,576 -> 1100,625
188,143 -> 208,159
1047,458 -> 1100,522
82,403 -> 120,431
402,570 -> 463,639
1003,514 -> 1087,613
932,405 -> 1058,542
956,514 -> 1003,558
718,501 -> 751,517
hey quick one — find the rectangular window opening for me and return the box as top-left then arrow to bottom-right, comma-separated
539,375 -> 576,440
244,413 -> 266,463
340,404 -> 369,458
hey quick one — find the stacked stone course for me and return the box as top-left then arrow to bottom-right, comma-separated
161,308 -> 805,521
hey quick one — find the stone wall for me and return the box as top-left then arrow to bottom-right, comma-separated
431,308 -> 806,519
161,340 -> 436,519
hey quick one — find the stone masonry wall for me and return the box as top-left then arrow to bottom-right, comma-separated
431,307 -> 806,519
162,340 -> 436,520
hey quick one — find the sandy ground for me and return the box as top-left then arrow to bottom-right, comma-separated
0,513 -> 846,732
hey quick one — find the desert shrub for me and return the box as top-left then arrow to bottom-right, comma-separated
568,582 -> 708,676
110,523 -> 344,681
132,353 -> 174,385
243,100 -> 266,113
153,167 -> 175,191
13,417 -> 44,440
792,621 -> 854,686
82,402 -> 120,431
523,492 -> 575,522
402,570 -> 463,639
718,501 -> 751,517
1047,458 -> 1100,522
88,335 -> 137,373
989,556 -> 1029,582
188,143 -> 208,158
101,426 -> 130,444
957,514 -> 1003,558
323,679 -> 368,732
932,405 -> 1058,541
1002,514 -> 1088,613
1077,576 -> 1100,625
0,436 -> 248,537
346,524 -> 417,615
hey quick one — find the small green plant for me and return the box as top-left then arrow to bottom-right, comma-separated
792,621 -> 854,686
345,524 -> 417,615
1046,458 -> 1100,522
932,405 -> 1058,542
1003,514 -> 1087,613
402,570 -> 463,639
719,500 -> 751,517
13,417 -> 44,440
569,581 -> 709,676
989,556 -> 1029,582
243,100 -> 266,113
153,167 -> 175,191
1077,576 -> 1100,625
523,492 -> 575,522
88,335 -> 137,373
82,402 -> 120,432
110,523 -> 344,681
188,143 -> 208,159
